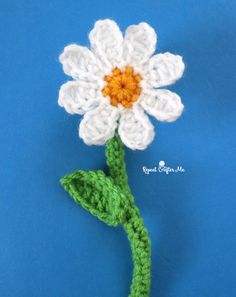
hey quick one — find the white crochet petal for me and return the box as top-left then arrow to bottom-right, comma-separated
58,80 -> 101,115
146,52 -> 185,88
123,22 -> 157,67
118,106 -> 154,150
79,103 -> 119,145
140,89 -> 184,122
59,44 -> 103,80
89,19 -> 123,70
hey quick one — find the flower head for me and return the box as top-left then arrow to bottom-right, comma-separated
58,19 -> 185,150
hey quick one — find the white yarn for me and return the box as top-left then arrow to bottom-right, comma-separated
146,52 -> 185,88
118,106 -> 154,150
59,44 -> 103,81
79,103 -> 119,145
58,80 -> 101,115
123,22 -> 157,67
140,89 -> 184,122
58,19 -> 185,150
89,19 -> 123,71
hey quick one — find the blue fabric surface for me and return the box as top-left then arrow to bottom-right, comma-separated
0,1 -> 236,296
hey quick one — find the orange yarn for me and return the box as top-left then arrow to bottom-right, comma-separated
102,66 -> 142,108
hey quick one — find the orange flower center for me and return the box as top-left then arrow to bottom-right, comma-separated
102,66 -> 142,108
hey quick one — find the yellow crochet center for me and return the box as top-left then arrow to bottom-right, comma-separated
102,66 -> 142,108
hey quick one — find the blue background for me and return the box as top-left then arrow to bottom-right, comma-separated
0,1 -> 236,296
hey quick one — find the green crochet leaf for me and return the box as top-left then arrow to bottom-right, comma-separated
60,170 -> 127,226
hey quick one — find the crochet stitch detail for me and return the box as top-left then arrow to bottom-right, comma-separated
102,66 -> 142,108
58,19 -> 186,297
58,19 -> 185,150
61,135 -> 151,297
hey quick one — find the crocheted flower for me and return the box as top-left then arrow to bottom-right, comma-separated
58,19 -> 185,150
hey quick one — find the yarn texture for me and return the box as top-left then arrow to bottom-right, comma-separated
58,19 -> 185,150
58,19 -> 185,297
61,135 -> 151,297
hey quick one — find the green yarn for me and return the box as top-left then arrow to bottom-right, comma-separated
60,170 -> 127,226
106,135 -> 151,297
60,135 -> 151,297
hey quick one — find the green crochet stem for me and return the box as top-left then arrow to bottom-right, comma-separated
106,136 -> 151,297
60,135 -> 151,297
